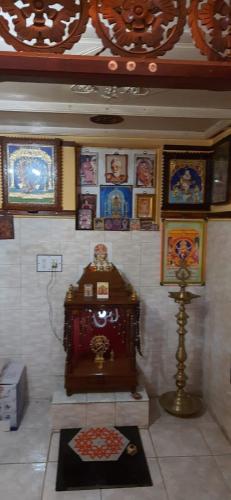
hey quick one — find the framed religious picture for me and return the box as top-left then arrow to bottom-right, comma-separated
105,154 -> 128,184
0,214 -> 14,239
162,150 -> 212,210
211,138 -> 231,204
100,185 -> 133,218
135,154 -> 155,187
140,220 -> 158,231
136,194 -> 155,219
78,193 -> 97,216
83,283 -> 94,298
77,208 -> 93,230
2,138 -> 62,212
130,218 -> 141,230
96,282 -> 109,299
161,219 -> 206,285
94,217 -> 105,230
79,152 -> 98,186
104,217 -> 129,231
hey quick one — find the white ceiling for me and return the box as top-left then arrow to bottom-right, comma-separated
0,23 -> 230,141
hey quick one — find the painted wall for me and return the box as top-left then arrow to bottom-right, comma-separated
203,220 -> 231,439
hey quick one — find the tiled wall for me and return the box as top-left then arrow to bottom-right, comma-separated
203,220 -> 231,439
0,217 -> 205,400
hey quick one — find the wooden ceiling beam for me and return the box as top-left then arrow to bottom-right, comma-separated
0,52 -> 230,91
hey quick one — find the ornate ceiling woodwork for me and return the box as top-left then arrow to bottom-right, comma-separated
0,1 -> 230,61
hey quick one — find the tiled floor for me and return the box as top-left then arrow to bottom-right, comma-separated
0,398 -> 231,500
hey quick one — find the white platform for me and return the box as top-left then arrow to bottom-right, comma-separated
51,387 -> 150,430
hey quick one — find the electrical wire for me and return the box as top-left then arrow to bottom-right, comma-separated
46,270 -> 63,345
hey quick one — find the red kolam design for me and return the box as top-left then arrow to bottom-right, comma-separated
68,427 -> 129,461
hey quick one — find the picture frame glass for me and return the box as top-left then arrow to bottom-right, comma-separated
77,209 -> 93,230
97,282 -> 109,299
79,153 -> 98,186
135,154 -> 155,187
211,140 -> 230,204
136,194 -> 154,219
161,219 -> 206,285
105,154 -> 128,184
2,139 -> 61,211
100,185 -> 133,218
169,159 -> 206,205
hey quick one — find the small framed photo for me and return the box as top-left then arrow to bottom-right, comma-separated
162,150 -> 211,210
136,194 -> 155,219
84,283 -> 94,298
2,138 -> 62,211
78,193 -> 97,216
77,208 -> 93,230
161,219 -> 206,285
211,138 -> 231,204
94,217 -> 105,230
100,185 -> 133,218
104,217 -> 129,231
79,152 -> 98,186
140,220 -> 158,231
0,214 -> 14,239
130,218 -> 141,230
97,282 -> 109,299
135,154 -> 155,187
105,154 -> 128,184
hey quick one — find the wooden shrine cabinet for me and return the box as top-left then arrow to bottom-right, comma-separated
63,261 -> 141,397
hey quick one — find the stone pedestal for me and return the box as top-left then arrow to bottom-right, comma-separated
51,387 -> 149,430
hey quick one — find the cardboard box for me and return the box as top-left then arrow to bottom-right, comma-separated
0,362 -> 27,430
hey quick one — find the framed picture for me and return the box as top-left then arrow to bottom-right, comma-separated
78,193 -> 97,216
97,282 -> 109,299
136,194 -> 155,219
79,152 -> 98,186
211,138 -> 231,204
84,283 -> 94,298
105,154 -> 128,184
77,209 -> 93,230
162,150 -> 212,210
0,214 -> 14,239
140,220 -> 158,231
104,217 -> 129,231
135,154 -> 155,187
161,219 -> 206,285
2,138 -> 62,211
130,218 -> 141,230
94,217 -> 104,230
100,185 -> 133,218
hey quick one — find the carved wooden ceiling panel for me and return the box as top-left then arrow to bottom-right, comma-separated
0,0 -> 230,60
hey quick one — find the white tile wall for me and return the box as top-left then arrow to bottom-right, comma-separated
0,217 -> 205,404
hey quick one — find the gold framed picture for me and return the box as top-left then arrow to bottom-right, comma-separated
136,194 -> 155,219
96,282 -> 109,299
161,219 -> 206,285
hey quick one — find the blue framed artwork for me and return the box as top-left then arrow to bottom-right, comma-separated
2,138 -> 62,212
162,149 -> 212,211
100,185 -> 133,218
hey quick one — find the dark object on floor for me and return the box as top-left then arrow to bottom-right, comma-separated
56,425 -> 152,491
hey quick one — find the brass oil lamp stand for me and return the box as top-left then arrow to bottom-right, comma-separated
159,263 -> 202,417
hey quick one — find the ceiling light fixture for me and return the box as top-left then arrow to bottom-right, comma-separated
71,84 -> 149,100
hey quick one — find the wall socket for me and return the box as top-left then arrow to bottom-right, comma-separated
37,255 -> 62,272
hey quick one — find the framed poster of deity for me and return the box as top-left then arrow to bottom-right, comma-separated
162,150 -> 212,211
79,152 -> 98,186
100,185 -> 133,219
161,219 -> 206,285
2,138 -> 62,212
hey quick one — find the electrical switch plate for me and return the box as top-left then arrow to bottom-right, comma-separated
37,254 -> 62,272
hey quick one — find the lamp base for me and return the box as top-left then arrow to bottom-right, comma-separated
159,390 -> 202,417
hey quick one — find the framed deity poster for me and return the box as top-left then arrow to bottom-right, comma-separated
211,138 -> 231,204
135,154 -> 155,187
79,152 -> 98,186
2,138 -> 62,211
100,185 -> 133,218
136,194 -> 155,219
161,219 -> 206,285
162,150 -> 212,210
